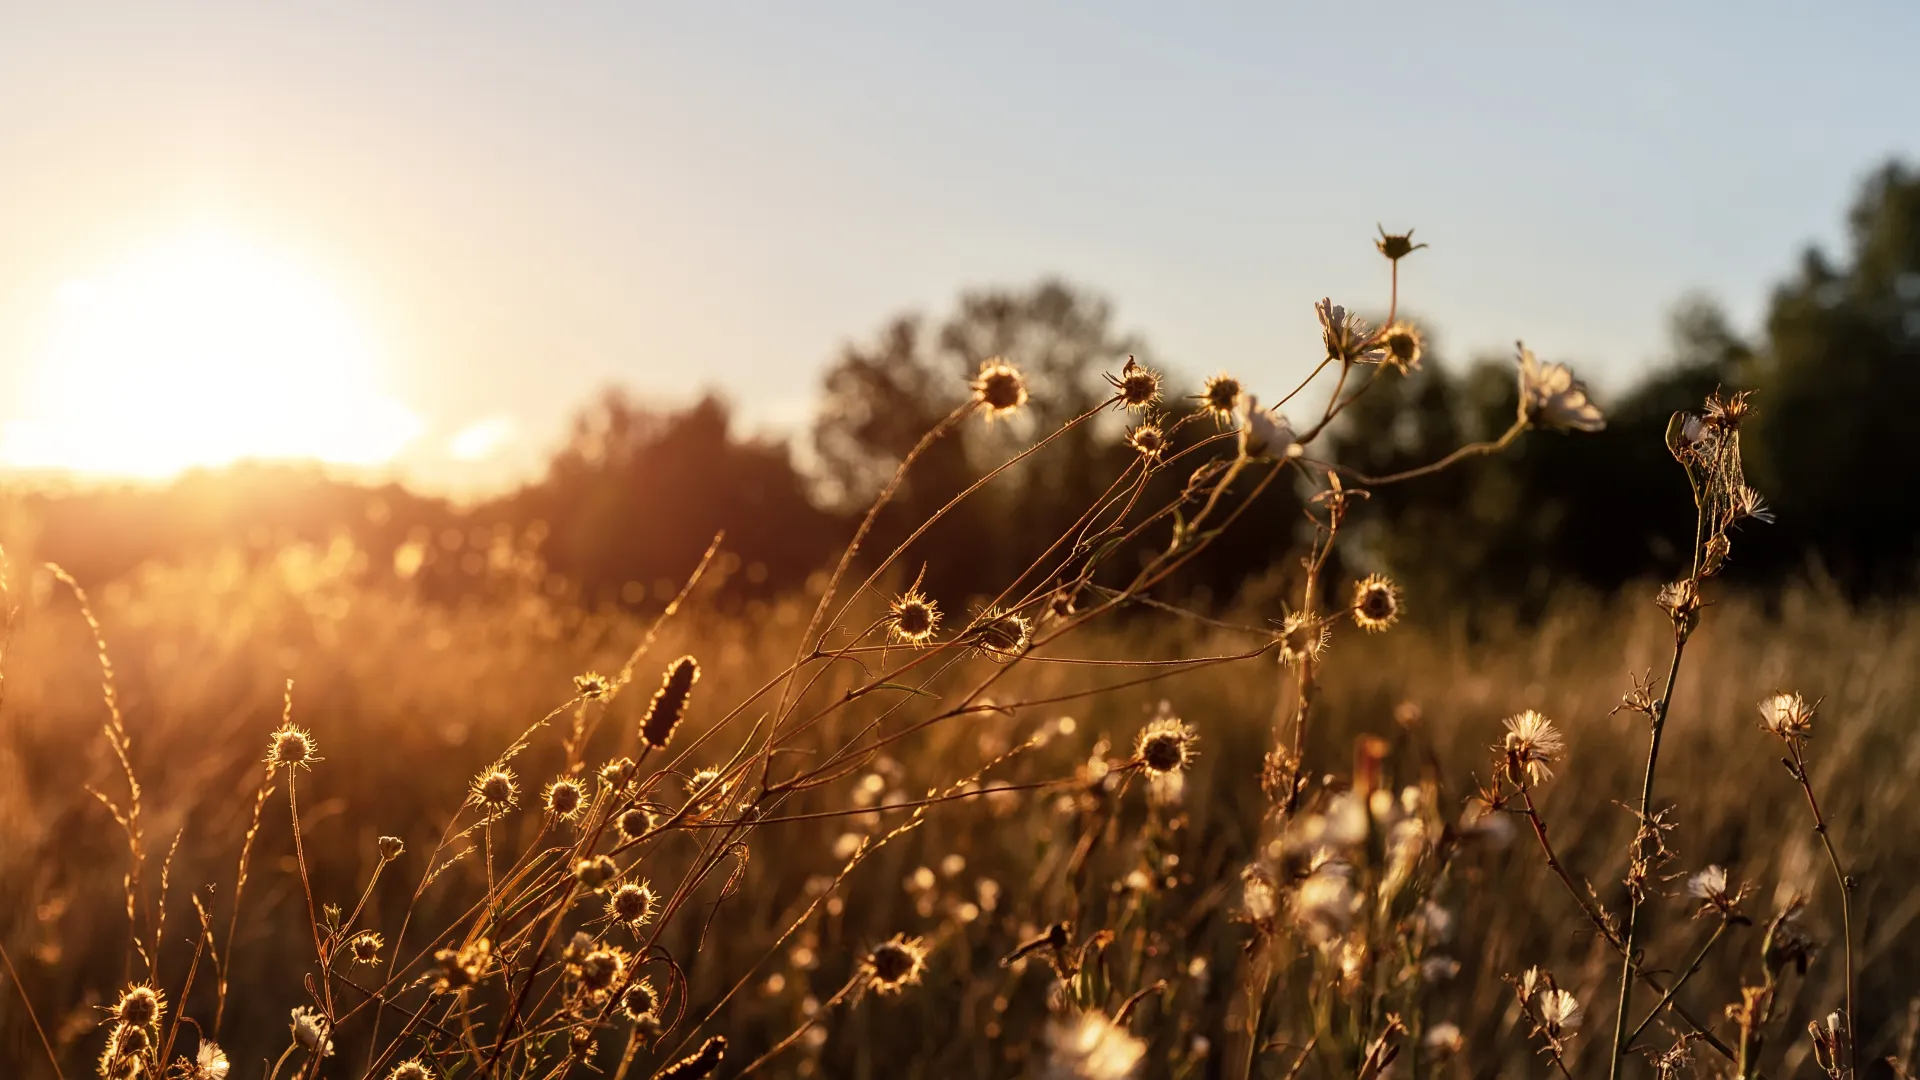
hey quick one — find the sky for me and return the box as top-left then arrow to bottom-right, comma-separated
1,1 -> 1915,491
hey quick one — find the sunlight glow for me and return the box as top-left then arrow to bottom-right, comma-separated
2,227 -> 420,479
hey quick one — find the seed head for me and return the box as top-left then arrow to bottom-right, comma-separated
378,835 -> 405,861
289,1006 -> 333,1057
1198,373 -> 1244,422
110,983 -> 164,1028
887,589 -> 941,645
1702,389 -> 1754,430
544,777 -> 587,820
616,806 -> 655,841
576,946 -> 626,991
387,1060 -> 431,1080
469,766 -> 519,818
574,671 -> 612,700
1499,710 -> 1566,787
864,934 -> 928,994
641,656 -> 700,750
620,978 -> 659,1023
1275,612 -> 1330,667
1516,343 -> 1605,432
265,725 -> 318,771
1375,226 -> 1428,262
1758,692 -> 1815,744
1351,573 -> 1401,632
1536,988 -> 1583,1035
1317,298 -> 1385,366
1125,420 -> 1167,460
1133,716 -> 1198,777
431,938 -> 492,995
971,357 -> 1029,418
970,608 -> 1032,659
575,853 -> 618,889
607,881 -> 659,927
190,1039 -> 230,1080
1104,357 -> 1161,410
347,930 -> 385,967
1237,397 -> 1296,459
1381,322 -> 1423,373
600,756 -> 638,790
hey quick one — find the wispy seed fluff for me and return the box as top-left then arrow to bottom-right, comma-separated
1499,710 -> 1567,786
642,656 -> 700,750
971,357 -> 1029,418
1133,716 -> 1198,777
657,1035 -> 727,1080
864,934 -> 929,994
1351,573 -> 1402,632
607,880 -> 659,928
1758,691 -> 1816,744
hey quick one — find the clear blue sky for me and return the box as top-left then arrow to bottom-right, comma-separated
1,2 -> 1914,487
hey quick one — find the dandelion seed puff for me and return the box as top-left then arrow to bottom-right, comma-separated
574,670 -> 611,700
289,1006 -> 333,1057
1381,322 -> 1423,373
971,357 -> 1028,418
386,1059 -> 431,1080
887,588 -> 941,645
1758,692 -> 1815,743
641,656 -> 699,750
621,978 -> 660,1022
544,777 -> 586,820
265,725 -> 318,771
1133,716 -> 1198,777
607,881 -> 659,928
656,1035 -> 727,1080
1198,374 -> 1244,423
1124,420 -> 1167,460
109,983 -> 164,1028
1275,612 -> 1329,667
1043,1010 -> 1146,1080
469,766 -> 519,818
378,835 -> 405,861
1351,573 -> 1401,632
1500,710 -> 1566,786
347,930 -> 385,967
190,1039 -> 230,1080
864,934 -> 928,994
616,806 -> 655,841
1104,357 -> 1161,410
1516,343 -> 1605,432
1688,865 -> 1729,902
1537,988 -> 1583,1035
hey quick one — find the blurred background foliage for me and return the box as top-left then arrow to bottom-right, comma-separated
5,160 -> 1917,614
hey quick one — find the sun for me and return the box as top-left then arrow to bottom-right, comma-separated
2,227 -> 420,479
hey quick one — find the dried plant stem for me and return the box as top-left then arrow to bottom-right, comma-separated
0,937 -> 63,1080
1627,919 -> 1730,1046
1787,741 -> 1856,1074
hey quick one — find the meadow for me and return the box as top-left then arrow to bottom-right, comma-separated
3,240 -> 1915,1080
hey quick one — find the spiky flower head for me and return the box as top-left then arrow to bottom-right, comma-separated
469,766 -> 519,818
616,806 -> 655,841
99,1023 -> 150,1079
386,1060 -> 431,1080
544,777 -> 587,820
1275,612 -> 1330,667
575,853 -> 618,889
641,656 -> 700,750
620,978 -> 660,1023
970,608 -> 1032,660
1104,357 -> 1161,410
378,835 -> 405,861
1376,226 -> 1428,262
1381,322 -> 1423,373
1124,420 -> 1167,460
1133,716 -> 1198,777
265,725 -> 318,771
431,938 -> 493,995
1317,298 -> 1385,366
1516,343 -> 1605,432
1199,373 -> 1244,422
607,881 -> 659,928
1536,988 -> 1583,1035
887,588 -> 941,645
289,1006 -> 333,1057
864,934 -> 928,994
1702,389 -> 1754,430
1500,710 -> 1566,786
574,671 -> 611,700
686,766 -> 727,799
1044,1009 -> 1147,1080
576,945 -> 627,992
1758,692 -> 1815,744
600,756 -> 638,790
971,357 -> 1029,418
109,983 -> 164,1028
347,930 -> 385,967
1351,573 -> 1401,632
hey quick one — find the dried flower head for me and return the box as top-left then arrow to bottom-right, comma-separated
265,725 -> 318,771
970,608 -> 1032,659
1044,1009 -> 1147,1080
576,945 -> 627,992
1133,716 -> 1198,777
575,853 -> 618,889
600,756 -> 638,790
574,671 -> 611,700
1686,864 -> 1751,920
1702,389 -> 1754,429
100,1023 -> 149,1077
190,1039 -> 230,1080
1237,396 -> 1296,459
1104,357 -> 1161,410
1536,988 -> 1583,1036
888,588 -> 942,645
1198,373 -> 1244,422
1731,484 -> 1775,525
621,978 -> 660,1022
386,1060 -> 431,1080
1351,573 -> 1401,632
607,881 -> 659,927
378,835 -> 405,861
431,938 -> 493,994
347,930 -> 385,967
1376,226 -> 1428,262
469,766 -> 519,818
1317,298 -> 1385,366
1758,692 -> 1816,744
1381,322 -> 1423,373
686,766 -> 727,800
641,656 -> 700,749
1656,579 -> 1702,632
1124,420 -> 1167,460
544,777 -> 587,820
864,934 -> 928,994
289,1006 -> 333,1057
1500,710 -> 1566,786
109,983 -> 164,1028
1516,343 -> 1605,432
971,357 -> 1029,418
617,806 -> 655,841
1275,611 -> 1330,667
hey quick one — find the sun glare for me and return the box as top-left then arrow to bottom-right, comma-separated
2,228 -> 420,479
